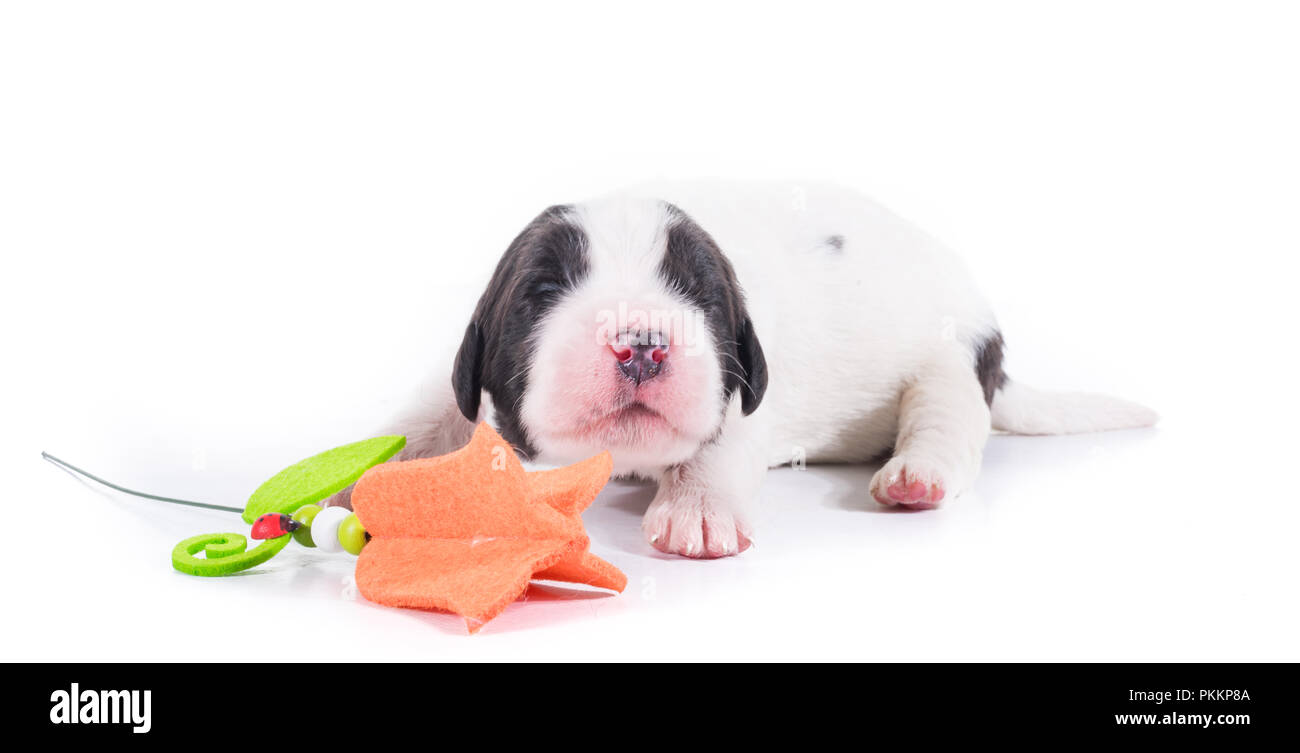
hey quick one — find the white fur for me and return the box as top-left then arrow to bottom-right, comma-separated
990,381 -> 1159,435
373,181 -> 1156,557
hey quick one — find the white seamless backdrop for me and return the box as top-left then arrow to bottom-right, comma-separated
2,1 -> 1297,660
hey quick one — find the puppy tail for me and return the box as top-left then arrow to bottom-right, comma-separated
989,380 -> 1158,435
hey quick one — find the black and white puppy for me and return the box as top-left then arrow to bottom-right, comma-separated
341,181 -> 1156,558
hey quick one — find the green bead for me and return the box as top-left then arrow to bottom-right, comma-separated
292,504 -> 322,548
337,513 -> 367,555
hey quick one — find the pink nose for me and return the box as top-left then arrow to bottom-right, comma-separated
611,333 -> 668,385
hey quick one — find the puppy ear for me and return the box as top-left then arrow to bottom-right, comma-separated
736,314 -> 768,415
451,321 -> 484,422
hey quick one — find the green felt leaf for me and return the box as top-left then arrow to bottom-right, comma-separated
172,532 -> 291,576
241,435 -> 406,523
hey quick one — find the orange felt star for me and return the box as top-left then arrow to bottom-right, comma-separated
350,422 -> 626,632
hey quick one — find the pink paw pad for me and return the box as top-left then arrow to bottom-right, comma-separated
874,471 -> 945,509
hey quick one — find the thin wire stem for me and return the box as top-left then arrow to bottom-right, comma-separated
41,451 -> 244,515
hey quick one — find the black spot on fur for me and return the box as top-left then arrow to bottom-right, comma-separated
660,204 -> 768,415
974,331 -> 1008,406
825,234 -> 845,252
452,205 -> 588,457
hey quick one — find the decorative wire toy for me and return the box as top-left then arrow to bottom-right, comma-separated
44,423 -> 626,633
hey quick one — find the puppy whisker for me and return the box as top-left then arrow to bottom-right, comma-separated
718,367 -> 757,397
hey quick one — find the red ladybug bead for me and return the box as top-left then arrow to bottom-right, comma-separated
251,512 -> 301,540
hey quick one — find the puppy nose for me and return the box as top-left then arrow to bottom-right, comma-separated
610,332 -> 668,385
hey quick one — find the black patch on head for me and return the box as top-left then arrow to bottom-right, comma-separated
824,234 -> 845,252
452,205 -> 589,457
659,204 -> 768,415
974,330 -> 1008,406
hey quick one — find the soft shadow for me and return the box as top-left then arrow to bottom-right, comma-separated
979,427 -> 1160,500
355,582 -> 622,636
805,426 -> 1161,511
520,582 -> 616,601
598,478 -> 657,516
803,462 -> 900,513
586,479 -> 659,556
354,596 -> 471,635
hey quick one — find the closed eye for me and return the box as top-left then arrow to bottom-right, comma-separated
531,280 -> 565,298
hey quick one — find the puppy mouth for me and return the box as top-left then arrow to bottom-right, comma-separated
559,399 -> 677,443
607,401 -> 662,421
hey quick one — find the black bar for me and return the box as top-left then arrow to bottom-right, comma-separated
6,663 -> 1291,741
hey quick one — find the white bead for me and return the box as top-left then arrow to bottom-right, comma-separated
310,506 -> 351,553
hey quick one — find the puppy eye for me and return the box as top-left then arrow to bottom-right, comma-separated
531,280 -> 564,298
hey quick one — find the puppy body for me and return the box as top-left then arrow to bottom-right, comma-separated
644,181 -> 1000,463
367,181 -> 1156,558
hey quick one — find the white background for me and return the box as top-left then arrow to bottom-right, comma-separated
3,1 -> 1297,661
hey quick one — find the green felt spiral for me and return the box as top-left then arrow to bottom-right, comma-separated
171,532 -> 292,577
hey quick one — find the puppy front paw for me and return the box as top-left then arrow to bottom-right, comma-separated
870,455 -> 951,509
642,490 -> 752,559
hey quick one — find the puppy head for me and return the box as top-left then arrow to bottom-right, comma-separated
453,198 -> 766,474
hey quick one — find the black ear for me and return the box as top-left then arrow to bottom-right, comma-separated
736,314 -> 768,415
451,321 -> 483,422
